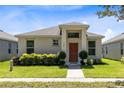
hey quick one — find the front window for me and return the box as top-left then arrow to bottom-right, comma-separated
27,40 -> 34,54
88,41 -> 96,55
68,32 -> 79,38
53,40 -> 59,46
120,42 -> 123,55
8,43 -> 11,54
16,44 -> 18,54
106,46 -> 108,54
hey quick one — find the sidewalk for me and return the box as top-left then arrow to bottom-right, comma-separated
0,78 -> 124,82
67,64 -> 84,78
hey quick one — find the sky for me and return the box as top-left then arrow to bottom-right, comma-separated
0,5 -> 124,42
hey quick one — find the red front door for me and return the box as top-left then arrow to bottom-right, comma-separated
69,43 -> 78,62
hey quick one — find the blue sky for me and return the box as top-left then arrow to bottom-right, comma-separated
0,5 -> 124,41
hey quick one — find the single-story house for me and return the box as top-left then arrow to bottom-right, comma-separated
0,30 -> 18,61
102,32 -> 124,60
16,22 -> 104,64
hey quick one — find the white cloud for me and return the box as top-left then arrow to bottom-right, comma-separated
82,21 -> 88,24
40,5 -> 83,11
103,28 -> 115,42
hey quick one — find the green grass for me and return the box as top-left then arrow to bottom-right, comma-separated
0,61 -> 67,78
82,58 -> 124,78
0,81 -> 123,88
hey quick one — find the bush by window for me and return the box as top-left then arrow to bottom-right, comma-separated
19,53 -> 58,66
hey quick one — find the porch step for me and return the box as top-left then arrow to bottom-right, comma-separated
66,62 -> 81,66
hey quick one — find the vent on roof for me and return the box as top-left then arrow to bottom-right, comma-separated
0,30 -> 3,32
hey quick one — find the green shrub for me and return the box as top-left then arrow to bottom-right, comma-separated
19,53 -> 58,66
79,50 -> 88,65
19,53 -> 34,66
87,58 -> 103,65
44,54 -> 57,66
59,61 -> 65,65
120,56 -> 124,64
87,58 -> 94,66
57,51 -> 66,60
13,57 -> 20,66
57,51 -> 66,65
79,50 -> 88,60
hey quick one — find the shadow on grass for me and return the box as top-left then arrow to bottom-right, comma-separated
94,62 -> 109,65
14,65 -> 67,69
0,60 -> 10,63
81,65 -> 94,69
81,62 -> 109,69
59,65 -> 68,69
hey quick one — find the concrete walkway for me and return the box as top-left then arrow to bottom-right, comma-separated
66,64 -> 84,78
0,78 -> 124,82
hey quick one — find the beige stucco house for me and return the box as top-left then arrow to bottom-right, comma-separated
0,30 -> 18,61
16,22 -> 104,64
102,33 -> 124,60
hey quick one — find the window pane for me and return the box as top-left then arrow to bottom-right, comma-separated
88,41 -> 95,47
121,42 -> 123,49
106,46 -> 108,54
16,49 -> 18,54
8,43 -> 11,54
8,43 -> 12,48
53,40 -> 59,46
27,40 -> 34,47
88,49 -> 95,55
8,49 -> 11,54
27,48 -> 34,54
121,49 -> 123,55
68,33 -> 79,38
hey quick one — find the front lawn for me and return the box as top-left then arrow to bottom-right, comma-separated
82,58 -> 124,78
0,81 -> 123,88
0,61 -> 67,78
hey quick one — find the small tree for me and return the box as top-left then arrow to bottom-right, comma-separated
57,51 -> 66,60
57,51 -> 66,65
79,50 -> 88,65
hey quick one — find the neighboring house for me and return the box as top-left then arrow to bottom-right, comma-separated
16,22 -> 104,64
102,33 -> 124,60
0,30 -> 18,61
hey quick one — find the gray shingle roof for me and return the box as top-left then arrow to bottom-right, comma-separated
16,26 -> 60,36
103,33 -> 124,45
87,32 -> 104,38
0,30 -> 18,42
16,22 -> 104,38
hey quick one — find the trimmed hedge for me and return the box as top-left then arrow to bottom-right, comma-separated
18,53 -> 58,66
14,51 -> 66,66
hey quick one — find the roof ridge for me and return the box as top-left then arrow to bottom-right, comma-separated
103,32 -> 124,44
0,31 -> 17,42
